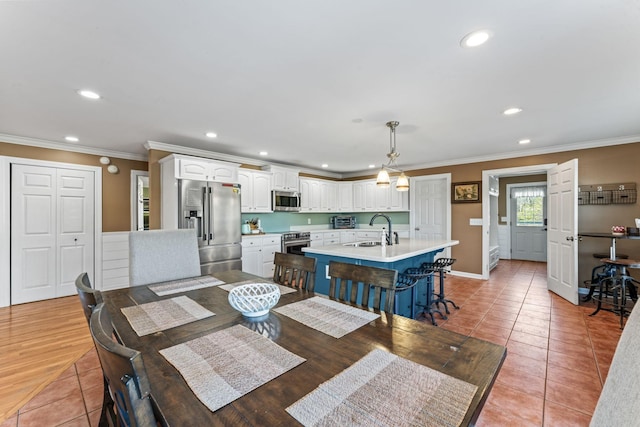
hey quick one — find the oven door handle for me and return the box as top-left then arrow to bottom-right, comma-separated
283,240 -> 311,245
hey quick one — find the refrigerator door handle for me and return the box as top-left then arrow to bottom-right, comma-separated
202,186 -> 209,242
208,186 -> 214,241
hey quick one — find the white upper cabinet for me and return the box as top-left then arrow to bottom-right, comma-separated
489,175 -> 499,196
263,165 -> 299,191
238,169 -> 272,213
337,182 -> 353,212
165,154 -> 240,183
299,177 -> 338,212
353,179 -> 408,212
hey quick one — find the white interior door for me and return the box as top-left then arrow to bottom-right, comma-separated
547,159 -> 578,304
410,175 -> 450,256
11,164 -> 94,304
510,185 -> 547,262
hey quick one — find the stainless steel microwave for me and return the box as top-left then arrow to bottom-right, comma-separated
272,190 -> 300,212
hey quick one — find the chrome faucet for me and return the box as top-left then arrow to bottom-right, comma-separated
369,213 -> 393,245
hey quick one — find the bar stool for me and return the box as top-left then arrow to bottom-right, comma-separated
583,253 -> 629,302
403,266 -> 440,325
590,258 -> 640,329
421,258 -> 459,314
394,273 -> 420,319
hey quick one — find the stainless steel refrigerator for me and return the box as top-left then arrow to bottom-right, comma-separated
178,179 -> 242,274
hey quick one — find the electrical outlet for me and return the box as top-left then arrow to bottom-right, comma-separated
307,218 -> 311,224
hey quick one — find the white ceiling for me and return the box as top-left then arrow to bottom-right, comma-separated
1,1 -> 640,175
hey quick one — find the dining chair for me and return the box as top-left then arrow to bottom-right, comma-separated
90,302 -> 168,427
75,272 -> 101,325
328,261 -> 398,312
272,252 -> 317,291
75,273 -> 117,427
129,228 -> 201,286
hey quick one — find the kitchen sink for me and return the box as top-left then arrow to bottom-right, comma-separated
343,241 -> 382,247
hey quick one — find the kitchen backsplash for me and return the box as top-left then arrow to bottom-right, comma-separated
241,212 -> 409,233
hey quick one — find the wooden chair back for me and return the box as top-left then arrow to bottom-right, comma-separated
75,272 -> 101,325
90,303 -> 168,427
273,252 -> 317,291
328,261 -> 398,312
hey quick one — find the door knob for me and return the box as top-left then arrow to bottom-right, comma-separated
566,236 -> 575,241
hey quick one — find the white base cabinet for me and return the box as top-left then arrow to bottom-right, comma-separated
241,235 -> 282,278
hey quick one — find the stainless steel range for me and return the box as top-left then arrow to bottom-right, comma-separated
281,232 -> 311,255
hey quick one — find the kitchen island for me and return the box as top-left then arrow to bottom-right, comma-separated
302,238 -> 459,319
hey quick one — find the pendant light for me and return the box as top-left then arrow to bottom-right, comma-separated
376,121 -> 409,192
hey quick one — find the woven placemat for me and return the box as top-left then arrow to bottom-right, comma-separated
273,296 -> 379,338
159,324 -> 305,412
219,280 -> 298,295
287,348 -> 478,427
148,275 -> 225,296
121,295 -> 214,336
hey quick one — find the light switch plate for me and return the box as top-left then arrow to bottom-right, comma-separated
469,218 -> 483,226
501,216 -> 508,222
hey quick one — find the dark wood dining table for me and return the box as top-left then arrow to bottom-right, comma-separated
101,270 -> 506,426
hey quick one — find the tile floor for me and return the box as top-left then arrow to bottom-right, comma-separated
1,260 -> 623,426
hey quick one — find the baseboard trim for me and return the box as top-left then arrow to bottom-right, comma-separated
449,270 -> 484,280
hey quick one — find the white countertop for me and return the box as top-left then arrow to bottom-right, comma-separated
302,238 -> 459,263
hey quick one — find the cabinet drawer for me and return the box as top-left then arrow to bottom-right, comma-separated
262,235 -> 281,246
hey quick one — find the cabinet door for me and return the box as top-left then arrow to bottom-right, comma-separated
242,249 -> 262,276
363,181 -> 377,211
262,243 -> 281,278
337,182 -> 353,212
252,172 -> 272,212
388,178 -> 409,211
320,181 -> 337,212
284,170 -> 299,191
353,182 -> 366,211
238,170 -> 252,212
178,158 -> 210,180
210,163 -> 238,183
299,179 -> 312,212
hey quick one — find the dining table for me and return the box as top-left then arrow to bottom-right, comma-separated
578,232 -> 640,260
101,269 -> 506,426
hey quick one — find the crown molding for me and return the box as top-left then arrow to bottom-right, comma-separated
145,140 -> 342,178
343,134 -> 640,178
0,133 -> 148,162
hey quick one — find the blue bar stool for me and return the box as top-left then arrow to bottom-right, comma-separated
421,258 -> 459,315
394,273 -> 420,319
403,266 -> 441,325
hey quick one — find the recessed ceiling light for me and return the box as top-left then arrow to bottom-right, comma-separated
321,164 -> 329,168
78,89 -> 100,99
460,30 -> 491,48
65,136 -> 79,142
205,132 -> 217,138
518,139 -> 531,145
259,151 -> 268,156
503,107 -> 522,115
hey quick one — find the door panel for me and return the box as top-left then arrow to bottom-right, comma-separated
547,159 -> 578,304
11,165 -> 57,303
510,186 -> 547,262
412,177 -> 447,240
11,164 -> 94,304
57,168 -> 94,297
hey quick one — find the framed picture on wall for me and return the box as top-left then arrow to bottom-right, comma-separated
452,181 -> 481,203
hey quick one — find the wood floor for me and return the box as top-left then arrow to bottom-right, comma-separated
0,296 -> 93,423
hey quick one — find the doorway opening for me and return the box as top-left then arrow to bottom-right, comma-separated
481,164 -> 555,280
131,170 -> 149,231
509,182 -> 547,262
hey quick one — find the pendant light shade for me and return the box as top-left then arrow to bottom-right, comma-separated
396,171 -> 409,191
376,168 -> 390,188
375,121 -> 409,191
